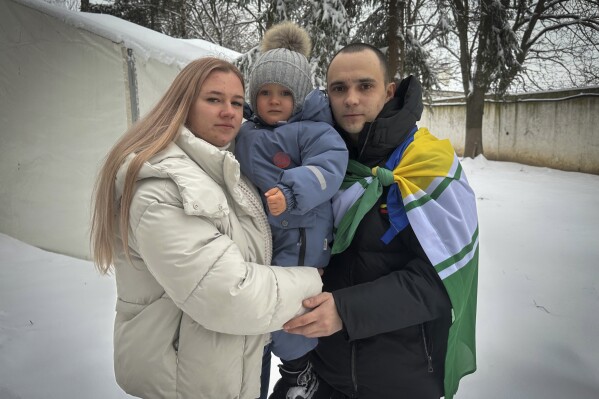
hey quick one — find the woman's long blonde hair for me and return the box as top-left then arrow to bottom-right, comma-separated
90,57 -> 244,274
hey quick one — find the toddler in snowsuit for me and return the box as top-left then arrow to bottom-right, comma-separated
235,22 -> 348,399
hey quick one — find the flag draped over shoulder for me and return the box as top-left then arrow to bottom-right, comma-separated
331,127 -> 478,399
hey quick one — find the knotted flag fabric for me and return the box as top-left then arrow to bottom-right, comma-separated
331,160 -> 394,255
331,127 -> 479,399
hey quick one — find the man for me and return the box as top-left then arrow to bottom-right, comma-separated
281,43 -> 478,399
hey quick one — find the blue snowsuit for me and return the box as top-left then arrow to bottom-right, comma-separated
235,89 -> 348,360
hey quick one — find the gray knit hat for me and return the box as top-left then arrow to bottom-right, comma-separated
249,22 -> 313,116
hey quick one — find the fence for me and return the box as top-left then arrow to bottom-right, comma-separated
420,87 -> 599,175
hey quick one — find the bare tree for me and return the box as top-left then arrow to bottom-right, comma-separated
185,0 -> 259,51
439,0 -> 599,157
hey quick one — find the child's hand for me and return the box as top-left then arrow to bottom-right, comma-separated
265,187 -> 287,216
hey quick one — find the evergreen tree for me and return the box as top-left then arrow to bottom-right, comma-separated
84,0 -> 187,38
232,0 -> 351,89
351,1 -> 450,96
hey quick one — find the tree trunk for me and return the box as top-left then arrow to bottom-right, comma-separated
387,0 -> 400,78
80,0 -> 90,12
397,0 -> 405,78
464,87 -> 485,158
179,0 -> 186,38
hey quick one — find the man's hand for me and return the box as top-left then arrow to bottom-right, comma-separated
265,187 -> 286,216
283,292 -> 343,338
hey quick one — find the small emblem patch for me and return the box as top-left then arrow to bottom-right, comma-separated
273,152 -> 291,168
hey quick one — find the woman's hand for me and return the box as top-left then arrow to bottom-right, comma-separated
283,292 -> 343,338
264,187 -> 286,216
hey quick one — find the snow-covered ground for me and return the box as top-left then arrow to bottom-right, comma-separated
1,156 -> 598,399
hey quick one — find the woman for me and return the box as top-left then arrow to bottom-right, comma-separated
90,57 -> 322,399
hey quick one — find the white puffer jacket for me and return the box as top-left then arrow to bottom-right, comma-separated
112,127 -> 322,399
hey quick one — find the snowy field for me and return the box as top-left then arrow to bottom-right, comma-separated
1,156 -> 598,399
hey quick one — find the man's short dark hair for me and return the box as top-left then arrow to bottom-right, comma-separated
327,43 -> 391,85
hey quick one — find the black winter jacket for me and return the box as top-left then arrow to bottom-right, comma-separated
311,76 -> 452,399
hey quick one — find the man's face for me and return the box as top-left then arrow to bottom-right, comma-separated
327,50 -> 395,137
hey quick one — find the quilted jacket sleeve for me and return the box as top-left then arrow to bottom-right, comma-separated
132,200 -> 323,336
278,122 -> 348,215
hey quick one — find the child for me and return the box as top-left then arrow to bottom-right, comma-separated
235,22 -> 348,399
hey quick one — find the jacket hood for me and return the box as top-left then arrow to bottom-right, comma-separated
114,127 -> 242,218
290,89 -> 334,125
245,89 -> 333,127
339,75 -> 423,166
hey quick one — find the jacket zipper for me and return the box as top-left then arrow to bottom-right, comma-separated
357,123 -> 374,161
298,227 -> 306,266
421,324 -> 434,372
238,177 -> 272,265
349,259 -> 358,397
351,343 -> 358,397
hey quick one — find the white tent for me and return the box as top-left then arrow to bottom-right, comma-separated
0,0 -> 240,259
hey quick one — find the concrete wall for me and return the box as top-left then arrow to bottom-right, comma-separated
420,88 -> 599,175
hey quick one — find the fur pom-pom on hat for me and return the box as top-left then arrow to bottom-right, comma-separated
250,22 -> 313,117
261,21 -> 312,58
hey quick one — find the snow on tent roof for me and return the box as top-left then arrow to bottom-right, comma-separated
14,0 -> 241,65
